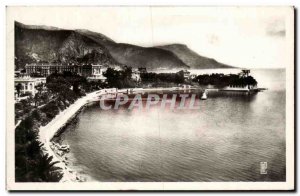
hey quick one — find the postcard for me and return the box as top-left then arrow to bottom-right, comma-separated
6,6 -> 295,191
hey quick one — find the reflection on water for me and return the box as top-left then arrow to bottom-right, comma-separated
59,69 -> 286,182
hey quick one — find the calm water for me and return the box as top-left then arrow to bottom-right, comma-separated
58,69 -> 286,182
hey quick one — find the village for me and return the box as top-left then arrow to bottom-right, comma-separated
14,62 -> 196,101
15,62 -> 261,103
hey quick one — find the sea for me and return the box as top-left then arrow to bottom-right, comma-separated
57,69 -> 286,182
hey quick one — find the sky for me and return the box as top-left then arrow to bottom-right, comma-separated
8,6 -> 293,68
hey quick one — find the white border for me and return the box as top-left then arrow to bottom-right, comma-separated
5,4 -> 295,191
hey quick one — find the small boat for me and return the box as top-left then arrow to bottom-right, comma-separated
59,144 -> 70,152
201,91 -> 207,100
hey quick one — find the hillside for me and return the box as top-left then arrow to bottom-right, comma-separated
157,44 -> 234,69
15,22 -> 118,70
103,43 -> 189,70
15,21 -> 234,71
15,22 -> 189,70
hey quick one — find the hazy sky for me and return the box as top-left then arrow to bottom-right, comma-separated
9,6 -> 293,68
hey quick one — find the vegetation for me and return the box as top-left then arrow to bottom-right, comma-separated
141,71 -> 184,83
103,67 -> 136,88
82,80 -> 107,92
15,114 -> 63,182
193,73 -> 257,87
15,71 -> 95,182
103,68 -> 186,88
46,71 -> 87,96
15,83 -> 22,97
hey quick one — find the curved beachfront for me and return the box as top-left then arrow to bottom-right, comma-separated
38,90 -> 106,182
38,87 -> 193,182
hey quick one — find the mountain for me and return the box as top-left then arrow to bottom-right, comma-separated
157,44 -> 234,69
15,22 -> 188,70
15,22 -> 118,70
15,21 -> 234,71
104,43 -> 190,70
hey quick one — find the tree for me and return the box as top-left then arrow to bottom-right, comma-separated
103,67 -> 121,88
46,72 -> 86,96
15,118 -> 64,182
103,67 -> 135,88
16,83 -> 22,97
194,73 -> 258,87
140,71 -> 184,84
32,153 -> 63,182
35,83 -> 44,95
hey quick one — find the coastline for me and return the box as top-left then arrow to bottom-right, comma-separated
38,86 -> 202,182
38,90 -> 104,182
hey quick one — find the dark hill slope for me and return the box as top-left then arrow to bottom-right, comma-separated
15,22 -> 117,69
157,44 -> 234,69
15,22 -> 235,71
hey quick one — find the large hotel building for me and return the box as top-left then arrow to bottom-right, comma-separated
25,63 -> 105,78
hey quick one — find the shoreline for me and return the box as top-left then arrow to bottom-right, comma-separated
38,86 -> 202,182
38,90 -> 105,182
37,87 -> 169,182
37,85 -> 267,182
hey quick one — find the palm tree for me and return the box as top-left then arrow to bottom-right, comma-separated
33,153 -> 63,182
26,140 -> 44,159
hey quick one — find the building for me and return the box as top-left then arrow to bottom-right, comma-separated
183,70 -> 191,79
15,69 -> 29,78
87,66 -> 107,82
15,77 -> 46,98
190,74 -> 197,80
131,70 -> 141,82
239,69 -> 250,77
25,63 -> 105,78
14,70 -> 21,78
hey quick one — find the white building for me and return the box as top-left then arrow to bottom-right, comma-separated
190,74 -> 197,79
87,65 -> 107,82
132,70 -> 141,82
15,77 -> 46,98
183,70 -> 191,79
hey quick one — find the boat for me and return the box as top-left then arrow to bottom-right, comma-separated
201,91 -> 207,100
59,144 -> 70,152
